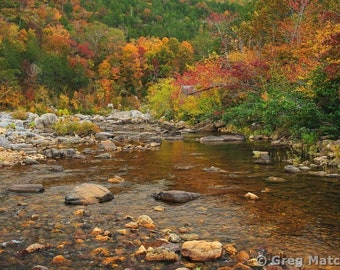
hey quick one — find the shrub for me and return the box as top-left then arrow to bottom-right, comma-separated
310,67 -> 340,137
146,78 -> 177,120
11,109 -> 28,120
52,118 -> 100,136
222,86 -> 323,138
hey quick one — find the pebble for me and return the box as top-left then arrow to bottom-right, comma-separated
31,214 -> 39,221
107,175 -> 125,183
180,233 -> 200,241
153,205 -> 165,211
224,243 -> 237,256
236,250 -> 250,263
136,215 -> 156,229
244,192 -> 259,200
52,255 -> 70,265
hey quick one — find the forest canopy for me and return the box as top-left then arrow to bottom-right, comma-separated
0,0 -> 339,138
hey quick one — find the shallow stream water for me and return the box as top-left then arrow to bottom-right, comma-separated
0,134 -> 339,269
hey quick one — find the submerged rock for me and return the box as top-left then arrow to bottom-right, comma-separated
284,165 -> 300,173
44,148 -> 76,159
253,151 -> 271,165
107,175 -> 125,183
244,192 -> 259,200
94,153 -> 112,159
151,190 -> 201,203
200,134 -> 246,143
7,184 -> 45,193
202,166 -> 227,173
265,176 -> 287,183
65,183 -> 114,205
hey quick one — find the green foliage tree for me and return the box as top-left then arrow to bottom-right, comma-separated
38,54 -> 88,95
311,68 -> 340,135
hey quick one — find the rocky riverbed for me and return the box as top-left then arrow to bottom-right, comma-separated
0,110 -> 339,269
0,110 -> 188,167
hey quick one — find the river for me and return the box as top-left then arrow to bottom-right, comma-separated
0,134 -> 339,269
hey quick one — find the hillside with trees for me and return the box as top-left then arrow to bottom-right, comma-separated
0,0 -> 339,140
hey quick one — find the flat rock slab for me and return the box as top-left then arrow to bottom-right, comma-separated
7,184 -> 45,193
200,135 -> 246,143
65,183 -> 114,205
151,190 -> 201,203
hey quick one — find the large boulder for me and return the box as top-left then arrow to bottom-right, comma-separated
151,190 -> 201,203
65,183 -> 114,205
181,240 -> 223,261
34,113 -> 57,129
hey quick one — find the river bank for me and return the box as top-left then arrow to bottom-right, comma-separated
0,110 -> 339,173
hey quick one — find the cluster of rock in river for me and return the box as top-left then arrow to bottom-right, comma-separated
1,110 -> 339,170
2,184 -> 299,269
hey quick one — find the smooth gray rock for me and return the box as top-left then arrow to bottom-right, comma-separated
95,132 -> 114,141
151,190 -> 201,203
43,148 -> 76,159
284,165 -> 300,173
7,184 -> 45,193
0,135 -> 11,149
22,158 -> 40,165
34,113 -> 57,129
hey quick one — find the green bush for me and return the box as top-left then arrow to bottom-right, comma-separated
222,86 -> 323,138
146,78 -> 176,120
52,118 -> 100,136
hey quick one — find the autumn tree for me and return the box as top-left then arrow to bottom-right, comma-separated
42,25 -> 71,55
117,42 -> 143,97
82,21 -> 125,62
0,19 -> 26,109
